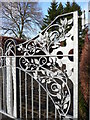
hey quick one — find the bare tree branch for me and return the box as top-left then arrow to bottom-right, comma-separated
0,2 -> 43,39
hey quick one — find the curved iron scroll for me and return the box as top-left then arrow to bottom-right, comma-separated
4,11 -> 78,119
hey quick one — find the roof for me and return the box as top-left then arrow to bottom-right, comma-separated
0,36 -> 26,47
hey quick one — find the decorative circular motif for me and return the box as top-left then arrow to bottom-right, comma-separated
39,57 -> 47,67
26,41 -> 36,55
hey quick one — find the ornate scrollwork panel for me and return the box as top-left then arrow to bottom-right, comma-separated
3,11 -> 78,119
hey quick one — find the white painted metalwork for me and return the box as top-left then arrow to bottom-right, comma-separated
39,83 -> 41,118
25,72 -> 27,118
31,77 -> 34,118
73,11 -> 78,118
46,83 -> 49,118
0,11 -> 78,119
19,69 -> 22,118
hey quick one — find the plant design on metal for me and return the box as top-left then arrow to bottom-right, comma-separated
16,15 -> 73,118
1,12 -> 78,119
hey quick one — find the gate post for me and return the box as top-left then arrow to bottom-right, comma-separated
73,11 -> 78,118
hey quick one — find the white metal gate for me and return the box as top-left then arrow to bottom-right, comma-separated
0,11 -> 78,119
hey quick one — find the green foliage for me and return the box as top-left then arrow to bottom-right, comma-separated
64,2 -> 72,13
71,2 -> 82,15
57,2 -> 64,15
41,1 -> 82,33
41,1 -> 58,30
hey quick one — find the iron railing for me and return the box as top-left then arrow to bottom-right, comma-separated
0,11 -> 78,119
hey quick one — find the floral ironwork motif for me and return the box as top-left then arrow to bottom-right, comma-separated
16,16 -> 74,118
3,12 -> 78,119
5,40 -> 16,56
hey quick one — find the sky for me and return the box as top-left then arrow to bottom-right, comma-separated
0,1 -> 89,38
39,1 -> 88,21
34,1 -> 88,36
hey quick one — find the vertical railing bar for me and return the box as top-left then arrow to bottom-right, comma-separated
12,57 -> 17,118
46,93 -> 48,118
39,83 -> 41,118
46,82 -> 48,118
3,66 -> 6,112
25,72 -> 27,119
19,69 -> 22,118
2,66 -> 4,111
31,77 -> 34,118
0,67 -> 2,110
55,108 -> 57,119
6,57 -> 13,115
10,63 -> 13,116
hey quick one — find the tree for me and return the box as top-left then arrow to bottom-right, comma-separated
41,0 -> 58,30
57,2 -> 63,15
0,2 -> 42,39
64,2 -> 72,13
71,2 -> 82,32
41,1 -> 82,30
70,1 -> 84,57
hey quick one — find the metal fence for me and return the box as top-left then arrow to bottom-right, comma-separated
0,11 -> 78,119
